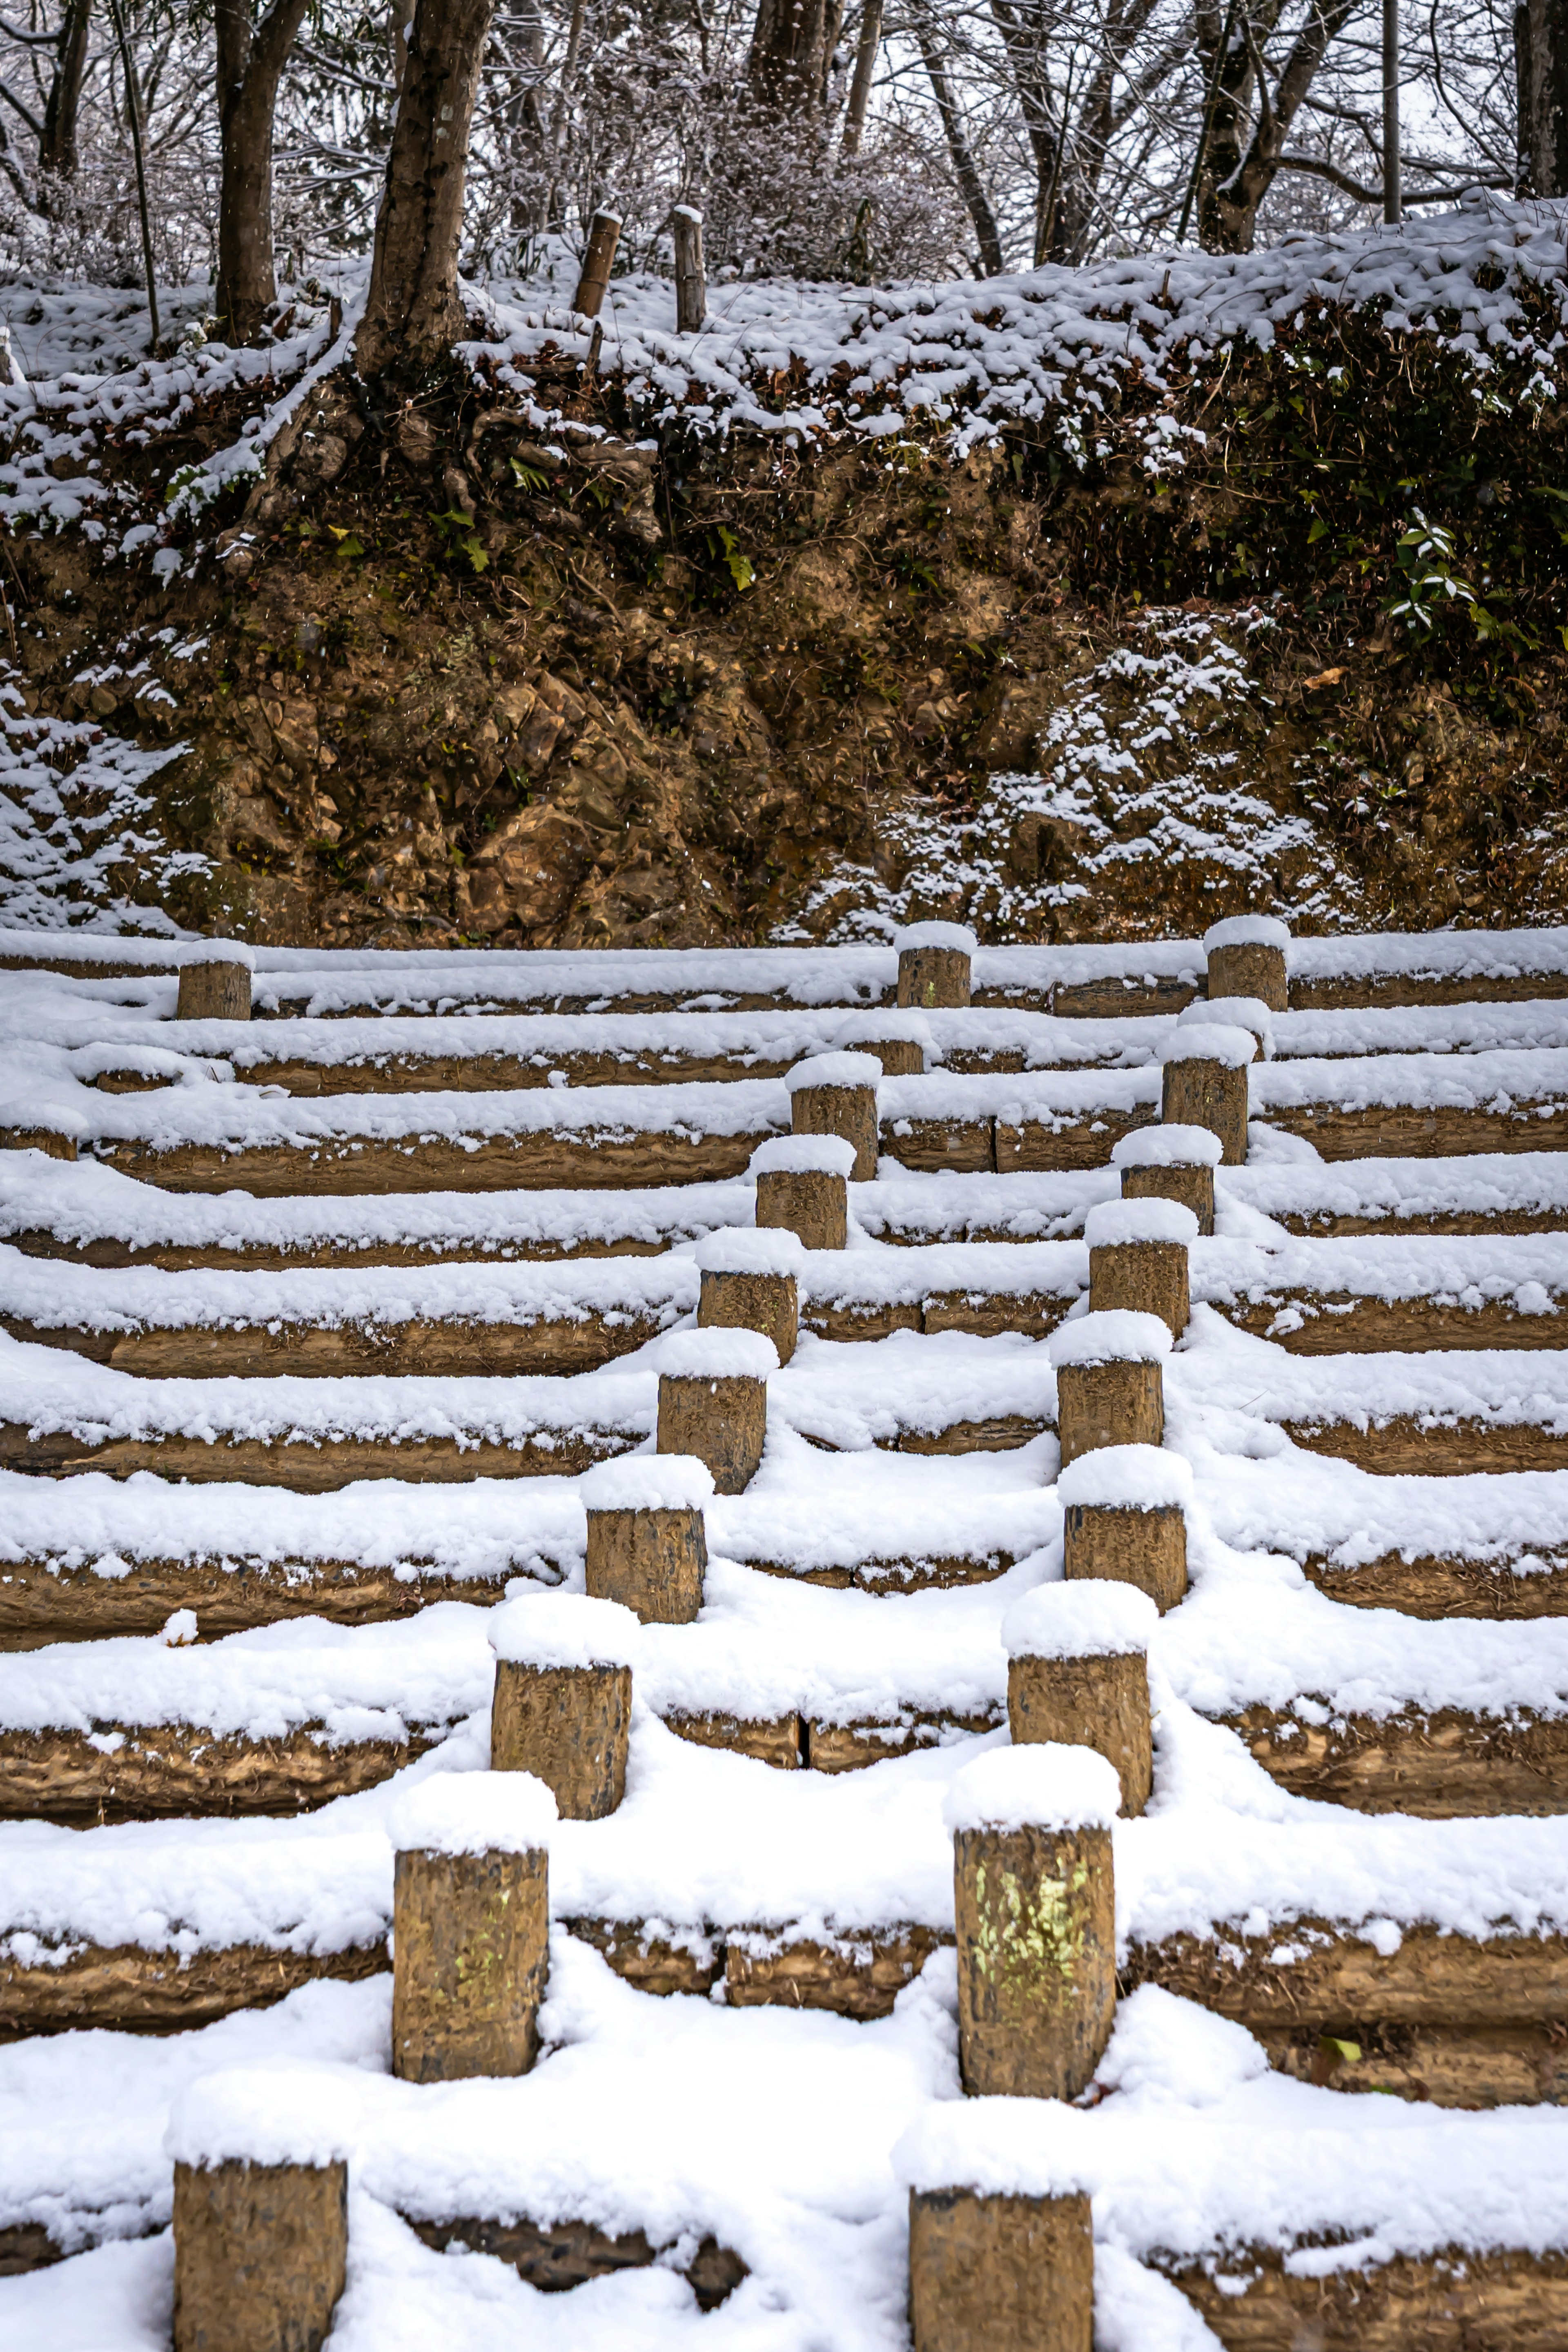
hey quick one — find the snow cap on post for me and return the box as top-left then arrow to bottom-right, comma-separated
1002,1578 -> 1159,1661
1112,1124 -> 1224,1170
832,1010 -> 936,1050
1057,1441 -> 1193,1512
749,1133 -> 858,1178
655,1327 -> 780,1381
944,1741 -> 1120,1837
1203,915 -> 1291,954
784,1050 -> 883,1094
393,1768 -> 557,1857
1160,1022 -> 1256,1070
693,1227 -> 804,1276
176,940 -> 259,972
165,2066 -> 356,2172
580,1453 -> 715,1512
1180,992 -> 1273,1058
1084,1198 -> 1200,1249
894,921 -> 977,953
1048,1309 -> 1172,1368
489,1590 -> 641,1670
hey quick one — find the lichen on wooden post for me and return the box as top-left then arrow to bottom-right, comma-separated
1084,1197 -> 1197,1336
167,2067 -> 352,2352
581,1453 -> 713,1624
906,2184 -> 1094,2352
1048,1310 -> 1171,1468
1112,1123 -> 1222,1236
895,920 -> 975,1009
1059,1442 -> 1192,1613
390,1771 -> 555,2083
671,205 -> 706,331
488,1591 -> 639,1817
1160,1023 -> 1256,1166
1204,913 -> 1290,1013
751,1133 -> 855,1251
1004,1579 -> 1158,1814
946,1743 -> 1119,2100
695,1227 -> 803,1363
786,1050 -> 881,1182
655,1326 -> 777,1492
175,951 -> 252,1023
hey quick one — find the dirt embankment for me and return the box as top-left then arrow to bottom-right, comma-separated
10,312 -> 1568,947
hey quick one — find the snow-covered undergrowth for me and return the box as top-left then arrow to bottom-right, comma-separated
779,608 -> 1363,944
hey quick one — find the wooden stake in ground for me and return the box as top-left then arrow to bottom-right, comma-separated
175,951 -> 253,1024
1113,1123 -> 1221,1235
1204,915 -> 1290,1013
787,1050 -> 882,1182
355,0 -> 499,379
167,2068 -> 352,2352
489,1593 -> 638,1817
695,1227 -> 803,1363
1085,1196 -> 1197,1336
1004,1578 -> 1158,1814
1049,1310 -> 1172,1466
391,1772 -> 554,2082
751,1134 -> 856,1251
581,1454 -> 713,1624
656,1327 -> 777,1492
1160,1024 -> 1256,1166
572,210 -> 622,319
947,1743 -> 1119,2099
1058,1441 -> 1192,1613
672,206 -> 706,332
896,920 -> 974,1009
906,2183 -> 1094,2352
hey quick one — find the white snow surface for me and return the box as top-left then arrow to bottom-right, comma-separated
944,1742 -> 1121,1834
1003,1579 -> 1158,1659
392,1771 -> 557,1858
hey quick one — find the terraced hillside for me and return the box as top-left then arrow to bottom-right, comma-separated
4,913 -> 1568,2350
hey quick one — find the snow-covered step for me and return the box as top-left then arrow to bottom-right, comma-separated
0,1326 -> 1058,1487
7,1708 -> 1568,2095
1172,1309 -> 1568,1475
0,1238 -> 1094,1380
1199,1229 -> 1568,1352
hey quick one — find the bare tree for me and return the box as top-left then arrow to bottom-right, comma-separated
214,0 -> 313,340
356,0 -> 498,377
1516,0 -> 1568,192
39,0 -> 91,178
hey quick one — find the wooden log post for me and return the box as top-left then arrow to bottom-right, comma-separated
830,1010 -> 934,1078
175,951 -> 252,1022
167,2069 -> 351,2352
786,1050 -> 881,1183
656,1326 -> 777,1493
1059,1442 -> 1192,1614
751,1133 -> 856,1251
905,2181 -> 1094,2352
1048,1310 -> 1170,1468
896,920 -> 975,1009
1084,1196 -> 1196,1336
1160,1023 -> 1256,1166
671,204 -> 706,332
1111,1123 -> 1222,1236
390,1772 -> 555,2082
946,1743 -> 1119,2099
1004,1579 -> 1158,1814
1204,913 -> 1290,1013
581,1452 -> 713,1624
695,1227 -> 803,1363
571,209 -> 621,318
489,1592 -> 639,1817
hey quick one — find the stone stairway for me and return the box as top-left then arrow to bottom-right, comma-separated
3,914 -> 1568,2349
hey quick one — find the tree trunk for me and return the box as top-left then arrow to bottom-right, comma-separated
214,0 -> 312,343
915,21 -> 1004,275
746,0 -> 845,116
840,0 -> 881,155
1196,0 -> 1352,250
1517,0 -> 1568,195
39,0 -> 90,178
356,0 -> 498,380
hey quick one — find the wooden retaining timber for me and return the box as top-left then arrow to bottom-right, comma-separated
0,1422 -> 640,1488
1160,2244 -> 1568,2347
1274,1203 -> 1568,1238
1218,1294 -> 1568,1353
0,1938 -> 387,2042
1283,1416 -> 1568,1475
0,1720 -> 443,1825
0,1556 -> 514,1648
93,1127 -> 772,1197
1268,1100 -> 1568,1160
3,1223 -> 681,1271
1221,1705 -> 1568,1816
404,2215 -> 746,2307
1302,1550 -> 1568,1619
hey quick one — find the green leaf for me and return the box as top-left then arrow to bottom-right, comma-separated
1307,517 -> 1329,543
1321,2036 -> 1362,2064
725,551 -> 754,591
